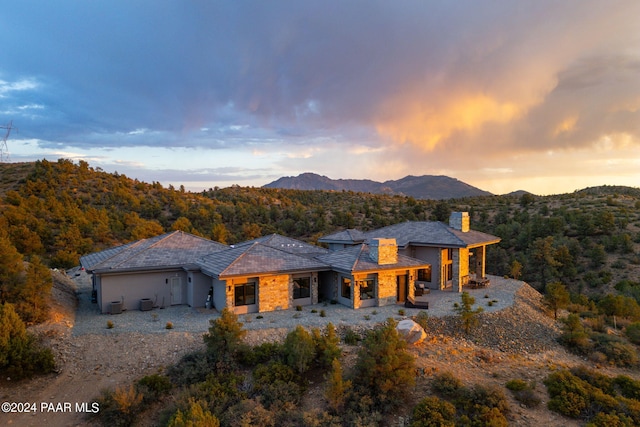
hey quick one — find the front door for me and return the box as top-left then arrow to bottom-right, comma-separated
396,274 -> 408,302
170,277 -> 182,305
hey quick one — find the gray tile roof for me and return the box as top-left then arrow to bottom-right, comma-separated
316,244 -> 430,274
317,229 -> 366,244
361,221 -> 500,248
80,231 -> 228,273
198,242 -> 330,278
236,234 -> 329,256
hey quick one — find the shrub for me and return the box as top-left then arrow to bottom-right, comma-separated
165,321 -> 173,329
410,396 -> 456,427
136,373 -> 172,404
167,350 -> 213,385
325,358 -> 351,413
312,323 -> 341,367
283,325 -> 316,374
506,379 -> 541,408
106,320 -> 114,329
167,398 -> 220,427
253,361 -> 303,409
432,371 -> 464,398
319,309 -> 326,317
454,292 -> 483,333
296,305 -> 303,311
353,319 -> 415,410
95,385 -> 144,427
342,327 -> 360,345
625,322 -> 640,345
592,333 -> 639,367
237,341 -> 282,367
414,311 -> 429,330
0,302 -> 55,379
202,307 -> 246,363
505,379 -> 528,391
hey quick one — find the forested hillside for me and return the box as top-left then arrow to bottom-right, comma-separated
1,158 -> 640,312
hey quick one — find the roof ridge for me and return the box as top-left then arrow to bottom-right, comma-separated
218,241 -> 259,276
351,244 -> 367,271
440,223 -> 467,245
109,231 -> 181,268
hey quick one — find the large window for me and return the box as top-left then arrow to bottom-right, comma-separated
341,277 -> 351,299
234,282 -> 256,306
293,277 -> 311,299
418,267 -> 431,282
358,278 -> 375,300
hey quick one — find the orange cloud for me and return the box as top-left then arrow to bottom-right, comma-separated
375,93 -> 521,150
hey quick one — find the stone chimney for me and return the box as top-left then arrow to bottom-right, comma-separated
369,238 -> 398,265
449,212 -> 470,232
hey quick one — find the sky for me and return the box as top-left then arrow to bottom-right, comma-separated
1,1 -> 639,196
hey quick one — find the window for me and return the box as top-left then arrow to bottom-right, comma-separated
235,282 -> 256,306
293,277 -> 311,299
358,278 -> 375,300
418,267 -> 431,282
341,277 -> 351,299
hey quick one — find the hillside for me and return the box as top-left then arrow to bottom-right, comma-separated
264,172 -> 493,199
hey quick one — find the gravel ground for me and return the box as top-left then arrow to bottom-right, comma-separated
71,269 -> 524,337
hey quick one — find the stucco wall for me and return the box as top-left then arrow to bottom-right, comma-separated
98,270 -> 186,314
188,271 -> 211,308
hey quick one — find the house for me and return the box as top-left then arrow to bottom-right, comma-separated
80,231 -> 228,314
318,212 -> 501,292
80,211 -> 498,315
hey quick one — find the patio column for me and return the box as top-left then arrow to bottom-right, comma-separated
475,246 -> 486,278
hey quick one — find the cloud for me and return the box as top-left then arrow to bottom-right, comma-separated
1,1 -> 640,194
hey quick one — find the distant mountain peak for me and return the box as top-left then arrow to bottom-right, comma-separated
263,173 -> 493,200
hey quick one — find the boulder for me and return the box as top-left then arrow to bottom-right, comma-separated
396,319 -> 427,345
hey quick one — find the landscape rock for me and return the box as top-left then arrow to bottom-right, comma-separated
396,319 -> 427,344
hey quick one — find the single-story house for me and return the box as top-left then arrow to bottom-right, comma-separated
80,212 -> 498,314
318,212 -> 501,292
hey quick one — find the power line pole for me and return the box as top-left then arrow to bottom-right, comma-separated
1,120 -> 16,162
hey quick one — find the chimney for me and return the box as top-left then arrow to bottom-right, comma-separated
369,238 -> 398,265
449,212 -> 470,232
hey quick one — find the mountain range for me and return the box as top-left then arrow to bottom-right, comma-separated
263,173 -> 494,200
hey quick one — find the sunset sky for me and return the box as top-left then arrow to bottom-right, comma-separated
2,1 -> 639,195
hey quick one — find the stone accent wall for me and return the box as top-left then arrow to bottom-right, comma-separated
369,238 -> 398,265
259,275 -> 290,312
377,271 -> 397,306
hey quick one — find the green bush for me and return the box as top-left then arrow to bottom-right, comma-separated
167,398 -> 220,427
342,327 -> 361,345
505,379 -> 528,391
202,307 -> 247,364
410,396 -> 456,427
625,322 -> 640,345
237,341 -> 282,367
432,371 -> 464,398
352,319 -> 415,411
283,325 -> 316,374
0,302 -> 55,379
312,323 -> 341,367
414,311 -> 429,330
93,385 -> 144,427
253,361 -> 303,410
591,333 -> 639,367
136,373 -> 172,404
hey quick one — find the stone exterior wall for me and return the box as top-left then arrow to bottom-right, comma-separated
258,274 -> 290,312
377,271 -> 398,306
